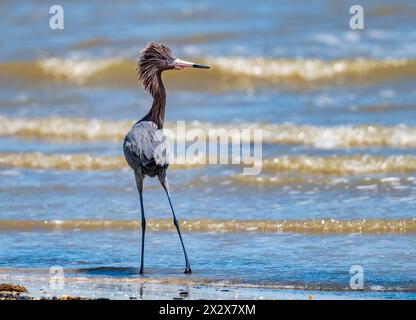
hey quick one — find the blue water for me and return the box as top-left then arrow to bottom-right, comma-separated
0,0 -> 415,298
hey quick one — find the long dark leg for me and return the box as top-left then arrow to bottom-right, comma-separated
158,172 -> 191,273
134,171 -> 146,274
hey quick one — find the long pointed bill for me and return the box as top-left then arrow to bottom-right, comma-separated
174,58 -> 210,69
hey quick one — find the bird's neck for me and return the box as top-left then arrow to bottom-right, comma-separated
141,72 -> 166,129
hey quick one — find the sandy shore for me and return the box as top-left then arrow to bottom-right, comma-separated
0,272 -> 315,300
0,269 -> 405,300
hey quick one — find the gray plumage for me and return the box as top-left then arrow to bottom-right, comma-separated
122,42 -> 208,274
123,121 -> 169,177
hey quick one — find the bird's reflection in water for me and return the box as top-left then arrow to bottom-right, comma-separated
139,283 -> 144,299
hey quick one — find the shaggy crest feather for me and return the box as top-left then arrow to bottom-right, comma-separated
136,42 -> 177,97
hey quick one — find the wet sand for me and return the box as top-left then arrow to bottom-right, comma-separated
2,1 -> 416,302
0,269 -> 409,300
0,270 -> 318,300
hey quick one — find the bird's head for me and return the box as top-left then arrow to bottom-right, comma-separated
137,42 -> 209,95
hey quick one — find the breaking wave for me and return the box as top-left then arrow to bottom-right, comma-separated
1,152 -> 416,175
1,56 -> 415,88
1,116 -> 416,148
262,155 -> 416,175
0,152 -> 198,171
0,218 -> 414,234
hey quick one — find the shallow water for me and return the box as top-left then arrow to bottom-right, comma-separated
1,231 -> 416,296
0,1 -> 416,297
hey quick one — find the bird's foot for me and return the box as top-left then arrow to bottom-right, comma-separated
184,266 -> 192,274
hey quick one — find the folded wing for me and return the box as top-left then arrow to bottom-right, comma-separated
123,121 -> 169,171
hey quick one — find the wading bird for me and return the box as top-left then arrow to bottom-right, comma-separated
123,42 -> 209,274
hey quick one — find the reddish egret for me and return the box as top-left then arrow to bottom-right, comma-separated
123,42 -> 209,274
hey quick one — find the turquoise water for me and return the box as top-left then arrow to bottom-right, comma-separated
0,1 -> 416,298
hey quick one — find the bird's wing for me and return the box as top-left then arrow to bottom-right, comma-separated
123,121 -> 169,169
